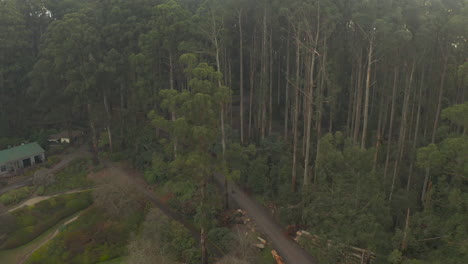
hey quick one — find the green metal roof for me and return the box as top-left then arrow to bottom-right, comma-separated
0,143 -> 45,164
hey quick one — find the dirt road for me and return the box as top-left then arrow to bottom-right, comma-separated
214,173 -> 318,264
6,189 -> 93,214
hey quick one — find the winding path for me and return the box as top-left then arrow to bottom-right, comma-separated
6,188 -> 93,214
18,210 -> 85,264
214,173 -> 319,264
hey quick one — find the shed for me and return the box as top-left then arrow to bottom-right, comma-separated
0,143 -> 45,177
48,130 -> 82,144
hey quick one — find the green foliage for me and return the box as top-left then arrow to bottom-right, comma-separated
208,227 -> 235,252
44,158 -> 92,194
26,206 -> 144,264
44,155 -> 61,168
0,186 -> 34,207
125,208 -> 198,264
442,102 -> 468,129
0,192 -> 92,250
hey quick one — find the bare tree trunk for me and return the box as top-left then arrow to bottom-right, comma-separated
200,181 -> 208,264
407,70 -> 424,191
303,19 -> 319,187
260,8 -> 267,141
373,86 -> 385,172
347,68 -> 355,136
401,208 -> 411,251
291,32 -> 301,192
384,68 -> 399,182
87,102 -> 99,165
238,9 -> 244,144
389,62 -> 414,202
361,34 -> 374,149
119,83 -> 126,148
269,27 -> 273,135
353,52 -> 363,144
248,47 -> 255,139
169,52 -> 178,158
422,57 -> 448,203
103,92 -> 113,152
314,37 -> 327,184
284,24 -> 291,140
220,106 -> 226,157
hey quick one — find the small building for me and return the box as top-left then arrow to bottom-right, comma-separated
0,143 -> 45,177
48,130 -> 82,144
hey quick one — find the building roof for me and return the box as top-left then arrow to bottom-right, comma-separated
0,143 -> 45,164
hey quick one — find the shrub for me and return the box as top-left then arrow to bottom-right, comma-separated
0,192 -> 92,250
208,227 -> 235,252
26,207 -> 144,264
36,186 -> 45,195
45,155 -> 61,168
0,186 -> 34,206
44,158 -> 91,194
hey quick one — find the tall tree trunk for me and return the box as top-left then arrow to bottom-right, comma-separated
384,68 -> 399,182
303,21 -> 319,187
361,33 -> 374,149
373,86 -> 386,171
87,102 -> 99,165
314,37 -> 326,184
238,9 -> 244,144
284,24 -> 291,140
389,62 -> 414,202
260,8 -> 267,140
407,70 -> 425,191
269,27 -> 273,135
248,47 -> 255,139
169,51 -> 177,158
103,91 -> 113,152
291,32 -> 301,192
401,208 -> 411,251
119,83 -> 126,148
422,57 -> 448,203
200,180 -> 208,264
353,52 -> 363,144
347,68 -> 355,136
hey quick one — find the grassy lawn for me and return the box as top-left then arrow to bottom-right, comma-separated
0,191 -> 92,250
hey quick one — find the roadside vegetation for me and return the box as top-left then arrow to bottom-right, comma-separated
0,192 -> 92,250
40,158 -> 92,195
0,186 -> 35,207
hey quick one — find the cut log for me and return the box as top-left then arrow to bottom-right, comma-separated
255,243 -> 265,249
257,236 -> 267,244
271,250 -> 285,264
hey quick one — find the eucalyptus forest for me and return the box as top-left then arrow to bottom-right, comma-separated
0,0 -> 467,264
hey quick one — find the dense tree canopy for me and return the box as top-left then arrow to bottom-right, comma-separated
0,0 -> 467,263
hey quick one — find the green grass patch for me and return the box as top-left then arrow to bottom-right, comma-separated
0,186 -> 34,207
0,192 -> 92,250
44,158 -> 92,195
44,155 -> 61,169
26,206 -> 144,264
